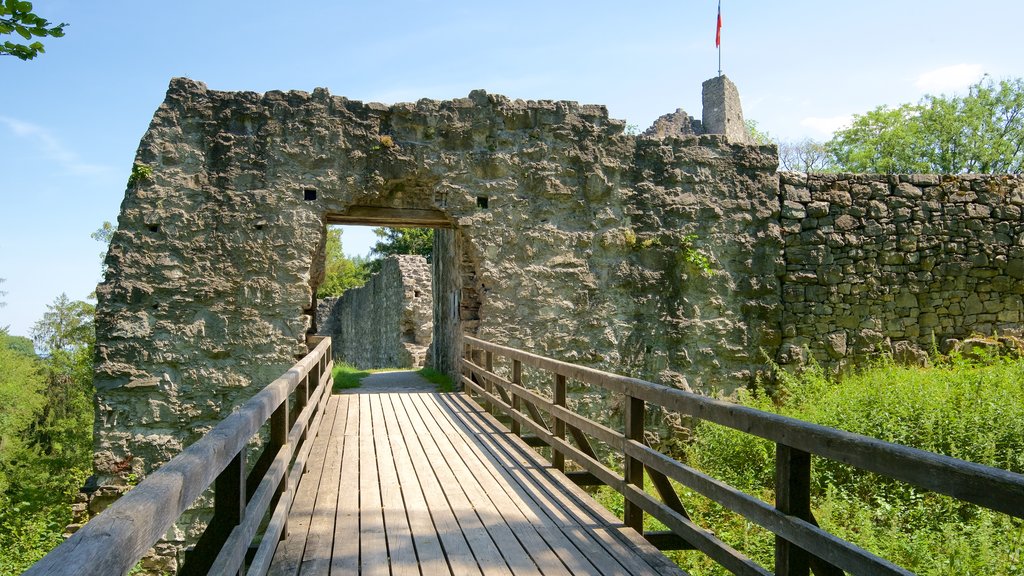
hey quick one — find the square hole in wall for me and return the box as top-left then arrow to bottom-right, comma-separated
476,196 -> 489,209
304,188 -> 318,201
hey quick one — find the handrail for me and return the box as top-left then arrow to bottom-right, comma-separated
26,336 -> 335,576
462,334 -> 1024,576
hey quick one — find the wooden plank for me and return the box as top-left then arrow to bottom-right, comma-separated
268,396 -> 341,576
386,392 -> 482,576
776,444 -> 811,576
440,393 -> 685,576
297,393 -> 348,575
359,393 -> 390,576
398,393 -> 517,576
623,396 -> 644,533
414,392 -> 578,576
372,393 -> 421,576
379,393 -> 451,576
426,395 -> 621,576
553,374 -> 566,472
326,205 -> 452,227
328,396 -> 360,575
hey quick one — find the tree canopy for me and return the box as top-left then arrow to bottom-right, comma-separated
371,227 -> 434,260
0,0 -> 66,61
827,76 -> 1024,174
317,228 -> 371,298
0,295 -> 94,572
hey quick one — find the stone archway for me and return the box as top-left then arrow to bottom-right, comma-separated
93,77 -> 783,489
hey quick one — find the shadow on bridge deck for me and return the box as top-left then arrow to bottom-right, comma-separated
268,371 -> 685,576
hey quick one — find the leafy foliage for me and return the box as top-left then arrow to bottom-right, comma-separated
679,352 -> 1024,575
371,227 -> 434,261
126,163 -> 153,188
827,76 -> 1024,174
827,103 -> 926,174
0,0 -> 66,61
90,221 -> 117,281
317,227 -> 371,298
0,296 -> 95,574
744,119 -> 773,145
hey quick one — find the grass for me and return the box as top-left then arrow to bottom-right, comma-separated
332,363 -> 456,393
590,350 -> 1024,575
417,366 -> 455,392
332,362 -> 372,391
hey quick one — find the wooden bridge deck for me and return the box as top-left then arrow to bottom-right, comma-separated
268,375 -> 684,575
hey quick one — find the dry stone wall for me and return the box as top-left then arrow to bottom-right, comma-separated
779,172 -> 1024,369
316,255 -> 433,369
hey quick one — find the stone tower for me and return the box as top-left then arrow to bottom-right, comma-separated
701,75 -> 751,144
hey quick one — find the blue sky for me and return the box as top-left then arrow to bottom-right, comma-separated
2,0 -> 1022,337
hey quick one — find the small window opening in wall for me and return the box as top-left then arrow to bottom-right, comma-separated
476,196 -> 489,209
304,188 -> 318,201
148,224 -> 160,233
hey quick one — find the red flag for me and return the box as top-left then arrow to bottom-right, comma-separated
716,2 -> 722,47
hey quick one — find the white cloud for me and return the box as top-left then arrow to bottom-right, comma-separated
0,116 -> 111,176
799,115 -> 852,137
914,63 -> 984,94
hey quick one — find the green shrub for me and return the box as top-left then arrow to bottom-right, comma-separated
678,352 -> 1024,575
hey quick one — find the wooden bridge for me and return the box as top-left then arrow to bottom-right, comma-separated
26,336 -> 1024,576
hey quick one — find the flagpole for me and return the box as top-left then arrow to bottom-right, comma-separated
716,0 -> 722,77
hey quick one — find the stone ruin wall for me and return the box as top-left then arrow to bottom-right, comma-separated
778,172 -> 1024,369
316,255 -> 433,369
93,77 -> 782,494
87,77 -> 1024,567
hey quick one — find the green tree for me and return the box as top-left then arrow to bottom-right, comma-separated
745,119 -> 773,145
827,104 -> 926,174
0,329 -> 45,496
828,76 -> 1024,174
371,227 -> 434,260
317,228 -> 371,297
0,296 -> 94,573
29,295 -> 94,466
90,221 -> 116,282
0,0 -> 67,61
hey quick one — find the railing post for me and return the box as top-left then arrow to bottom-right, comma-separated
310,358 -> 322,394
776,444 -> 811,576
271,396 -> 289,540
511,359 -> 522,436
484,350 -> 494,413
553,373 -> 566,471
624,394 -> 644,532
295,373 -> 309,442
181,451 -> 246,576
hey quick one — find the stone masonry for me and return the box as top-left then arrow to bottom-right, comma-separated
93,77 -> 781,494
316,254 -> 433,369
779,172 -> 1024,369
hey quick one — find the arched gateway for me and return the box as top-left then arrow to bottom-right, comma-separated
91,77 -> 782,495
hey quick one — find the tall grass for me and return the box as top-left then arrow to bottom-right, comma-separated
601,352 -> 1024,575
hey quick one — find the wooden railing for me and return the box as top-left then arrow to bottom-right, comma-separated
26,336 -> 335,576
461,335 -> 1024,576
